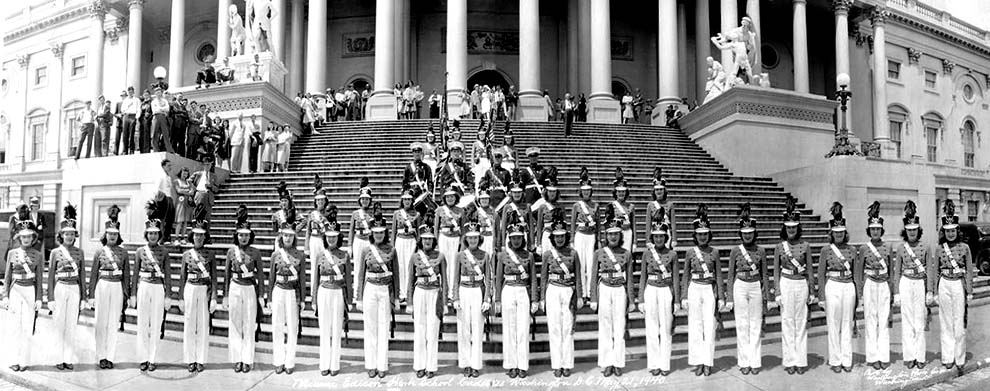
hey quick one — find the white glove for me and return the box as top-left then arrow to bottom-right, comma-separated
808,295 -> 818,305
453,300 -> 461,310
34,300 -> 42,311
775,295 -> 782,306
681,299 -> 688,311
967,294 -> 974,302
0,298 -> 8,310
482,301 -> 492,312
717,299 -> 726,312
724,301 -> 734,312
258,297 -> 266,309
492,302 -> 500,314
87,299 -> 96,310
925,292 -> 935,306
48,301 -> 56,314
892,294 -> 901,307
209,299 -> 218,314
164,298 -> 172,310
177,299 -> 186,313
80,300 -> 88,310
128,296 -> 137,309
406,305 -> 414,315
576,298 -> 585,309
355,301 -> 363,312
819,300 -> 827,311
539,300 -> 546,313
673,303 -> 682,312
218,297 -> 227,311
589,301 -> 598,311
530,302 -> 540,314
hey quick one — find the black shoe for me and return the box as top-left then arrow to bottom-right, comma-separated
234,362 -> 242,373
106,360 -> 114,369
879,362 -> 890,370
554,369 -> 563,377
906,360 -> 915,369
842,365 -> 852,373
321,370 -> 331,376
694,365 -> 704,376
285,367 -> 294,375
518,370 -> 528,378
9,365 -> 20,372
139,362 -> 149,371
796,366 -> 807,374
147,363 -> 156,372
613,367 -> 622,376
197,363 -> 204,372
98,359 -> 107,369
944,363 -> 954,370
751,367 -> 761,375
831,365 -> 842,373
462,367 -> 470,377
703,366 -> 712,376
603,365 -> 613,377
562,368 -> 572,377
508,369 -> 517,378
916,361 -> 926,369
377,370 -> 385,378
275,365 -> 285,374
741,367 -> 751,375
242,364 -> 250,373
368,369 -> 377,378
56,363 -> 66,371
331,370 -> 340,376
871,361 -> 880,370
426,371 -> 435,378
471,369 -> 480,377
189,363 -> 197,372
416,369 -> 426,378
660,369 -> 671,376
786,366 -> 796,375
64,363 -> 74,370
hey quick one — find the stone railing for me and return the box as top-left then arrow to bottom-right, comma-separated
861,141 -> 882,158
886,0 -> 990,48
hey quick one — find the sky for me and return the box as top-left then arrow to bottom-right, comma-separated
930,0 -> 990,30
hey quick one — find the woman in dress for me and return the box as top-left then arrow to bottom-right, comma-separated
543,90 -> 554,121
590,211 -> 635,377
267,222 -> 305,375
933,200 -> 974,370
179,218 -> 218,373
2,220 -> 44,372
452,221 -> 492,378
571,167 -> 599,301
423,127 -> 440,174
480,86 -> 493,121
355,216 -> 399,378
726,203 -> 768,375
130,216 -> 172,372
637,208 -> 678,376
406,213 -> 447,378
262,123 -> 278,172
459,91 -> 471,120
891,201 -> 931,369
174,167 -> 195,243
87,207 -> 130,370
540,209 -> 583,378
392,190 -> 420,305
46,204 -> 86,371
224,206 -> 264,373
314,216 -> 350,376
818,202 -> 858,373
621,92 -> 634,124
681,204 -> 724,377
773,196 -> 815,375
858,201 -> 893,370
276,124 -> 292,172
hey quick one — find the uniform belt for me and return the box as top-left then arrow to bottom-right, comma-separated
355,232 -> 370,239
367,271 -> 392,279
648,273 -> 671,282
56,271 -> 78,279
827,271 -> 851,278
691,271 -> 714,280
940,271 -> 964,280
525,184 -> 539,189
139,271 -> 164,279
441,227 -> 460,235
504,274 -> 527,282
601,272 -> 623,279
397,232 -> 416,239
460,275 -> 483,283
100,270 -> 124,277
277,274 -> 298,282
865,268 -> 887,276
320,275 -> 344,282
736,270 -> 760,281
902,270 -> 926,280
417,275 -> 439,284
781,268 -> 797,275
236,271 -> 254,278
12,274 -> 35,282
549,273 -> 573,282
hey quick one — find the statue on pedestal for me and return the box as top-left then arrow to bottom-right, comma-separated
246,0 -> 277,54
228,4 -> 248,56
703,57 -> 726,104
711,16 -> 758,86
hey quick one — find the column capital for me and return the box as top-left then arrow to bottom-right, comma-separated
907,47 -> 922,65
106,27 -> 121,43
49,42 -> 65,59
792,0 -> 807,4
89,0 -> 107,18
128,0 -> 145,10
942,59 -> 955,75
16,54 -> 29,69
870,6 -> 890,26
832,0 -> 853,15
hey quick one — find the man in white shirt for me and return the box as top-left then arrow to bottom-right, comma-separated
74,100 -> 96,160
120,88 -> 140,155
230,113 -> 246,173
28,196 -> 45,252
190,156 -> 218,221
153,159 -> 176,243
150,87 -> 175,154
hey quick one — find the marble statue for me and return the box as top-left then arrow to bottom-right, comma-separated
703,57 -> 726,104
228,4 -> 248,56
247,0 -> 277,54
711,16 -> 758,86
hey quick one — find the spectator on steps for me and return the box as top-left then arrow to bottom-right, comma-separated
190,157 -> 218,222
174,167 -> 195,244
262,123 -> 278,172
276,124 -> 293,172
248,115 -> 262,173
74,100 -> 96,160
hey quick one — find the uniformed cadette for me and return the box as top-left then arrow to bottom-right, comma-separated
681,204 -> 724,377
87,210 -> 130,370
773,196 -> 815,375
392,190 -> 420,305
590,214 -> 635,377
224,206 -> 265,373
314,218 -> 351,377
2,220 -> 45,372
570,167 -> 598,301
130,218 -> 172,372
891,200 -> 931,369
540,210 -> 583,378
495,221 -> 538,378
932,200 -> 974,370
436,186 -> 464,301
46,204 -> 86,371
355,218 -> 399,378
858,201 -> 893,370
349,177 -> 375,288
179,220 -> 218,373
452,222 -> 492,378
267,222 -> 306,374
609,168 -> 637,254
818,202 -> 857,373
406,214 -> 447,379
726,203 -> 767,375
636,211 -> 678,376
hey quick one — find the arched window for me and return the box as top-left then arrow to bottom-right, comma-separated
962,119 -> 977,168
922,112 -> 943,163
887,104 -> 909,159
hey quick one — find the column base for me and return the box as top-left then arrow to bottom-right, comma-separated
650,99 -> 687,126
517,94 -> 548,121
366,92 -> 398,121
446,91 -> 466,119
586,97 -> 621,124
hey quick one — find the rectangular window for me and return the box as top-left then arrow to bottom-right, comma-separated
70,56 -> 86,77
924,70 -> 937,89
963,127 -> 976,168
0,187 -> 8,210
30,123 -> 44,161
968,200 -> 979,222
889,120 -> 903,159
926,126 -> 938,162
887,60 -> 901,80
34,66 -> 47,86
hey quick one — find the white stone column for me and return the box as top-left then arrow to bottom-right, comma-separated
217,0 -> 230,60
577,0 -> 591,96
792,0 -> 809,93
305,0 -> 327,94
393,0 -> 408,84
367,0 -> 397,120
126,0 -> 144,91
695,0 -> 710,104
871,7 -> 890,148
655,0 -> 679,110
745,0 -> 762,77
834,0 -> 852,128
90,1 -> 107,101
446,0 -> 467,114
719,0 -> 737,71
587,0 -> 619,123
271,0 -> 285,60
289,0 -> 304,95
517,0 -> 547,121
567,0 -> 579,95
677,1 -> 688,98
168,0 -> 185,89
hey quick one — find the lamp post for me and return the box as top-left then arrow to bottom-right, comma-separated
825,73 -> 862,158
150,66 -> 169,92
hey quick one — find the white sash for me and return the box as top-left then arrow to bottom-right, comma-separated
142,245 -> 164,277
866,242 -> 888,273
494,197 -> 511,214
647,243 -> 670,278
102,246 -> 118,271
441,206 -> 460,230
505,246 -> 528,278
276,248 -> 296,279
322,249 -> 343,277
612,201 -> 629,219
448,162 -> 465,188
356,208 -> 370,230
13,249 -> 34,279
417,250 -> 436,277
233,247 -> 251,276
782,241 -> 805,273
829,244 -> 851,271
549,247 -> 571,277
58,246 -> 77,272
525,167 -> 544,193
942,243 -> 962,273
410,162 -> 426,188
903,243 -> 926,274
464,250 -> 483,276
477,207 -> 491,228
369,245 -> 390,273
192,249 -> 211,278
399,209 -> 414,231
693,246 -> 713,278
738,244 -> 758,272
603,247 -> 622,273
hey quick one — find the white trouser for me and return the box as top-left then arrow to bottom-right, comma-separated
52,283 -> 81,364
95,279 -> 123,361
863,279 -> 891,363
644,285 -> 673,371
457,286 -> 484,370
687,282 -> 716,366
183,283 -> 210,364
308,236 -> 324,297
780,278 -> 809,367
8,284 -> 35,365
481,235 -> 494,257
362,283 -> 391,371
228,283 -> 257,365
899,277 -> 926,363
317,286 -> 345,371
439,235 -> 461,300
938,278 -> 966,365
351,237 -> 371,295
546,284 -> 575,369
597,284 -> 626,368
538,231 -> 552,256
574,232 -> 595,298
137,281 -> 165,363
825,281 -> 855,367
621,228 -> 634,254
733,280 -> 763,368
271,287 -> 299,368
395,237 -> 417,300
501,285 -> 530,370
413,287 -> 441,372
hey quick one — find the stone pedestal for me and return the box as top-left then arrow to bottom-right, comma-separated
60,152 -> 229,254
586,98 -> 621,123
517,95 -> 548,121
182,81 -> 301,133
367,93 -> 398,120
208,52 -> 288,95
679,86 -> 838,177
